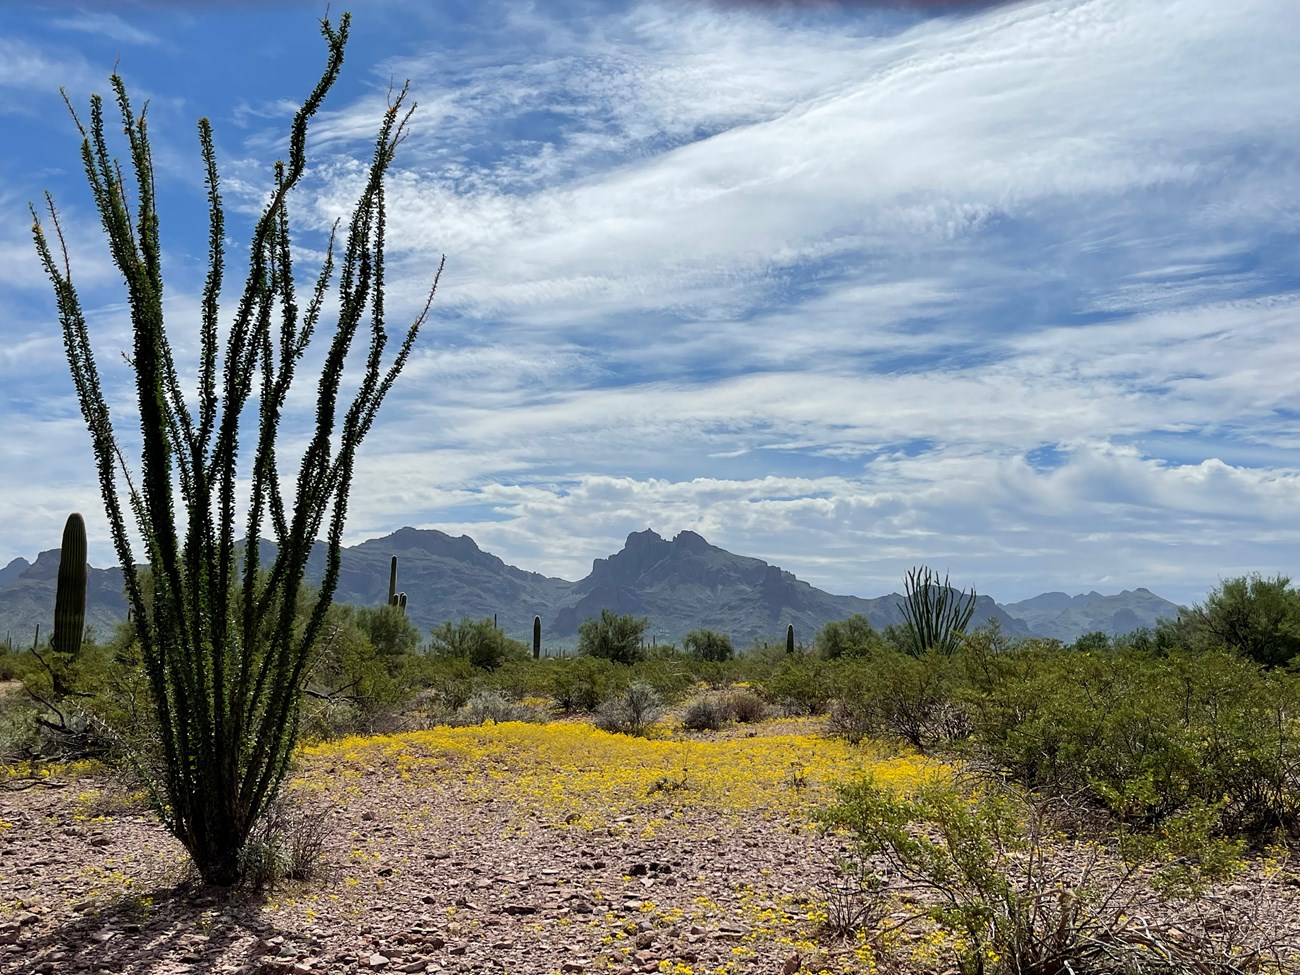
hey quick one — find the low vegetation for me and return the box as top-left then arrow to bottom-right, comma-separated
4,571 -> 1299,973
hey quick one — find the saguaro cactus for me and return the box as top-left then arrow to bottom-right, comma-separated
533,615 -> 542,659
786,623 -> 795,655
387,556 -> 407,615
52,512 -> 88,658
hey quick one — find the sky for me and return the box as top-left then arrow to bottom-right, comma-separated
0,0 -> 1297,608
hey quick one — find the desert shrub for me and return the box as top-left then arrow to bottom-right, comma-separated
682,628 -> 734,662
297,696 -> 365,744
453,689 -> 544,726
828,652 -> 967,750
237,792 -> 333,892
756,657 -> 832,715
814,614 -> 886,660
962,642 -> 1300,839
1187,573 -> 1300,668
724,686 -> 768,723
680,694 -> 729,732
0,648 -> 35,683
549,656 -> 622,713
819,778 -> 1244,975
578,609 -> 649,665
303,603 -> 421,722
486,658 -> 552,700
594,680 -> 663,737
406,655 -> 479,711
627,658 -> 696,704
429,617 -> 530,671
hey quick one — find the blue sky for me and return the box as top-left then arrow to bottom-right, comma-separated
1,0 -> 1297,607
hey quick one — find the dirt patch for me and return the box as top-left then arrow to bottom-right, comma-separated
2,724 -> 1298,975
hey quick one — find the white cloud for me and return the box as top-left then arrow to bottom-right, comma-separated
0,0 -> 1296,613
50,11 -> 162,47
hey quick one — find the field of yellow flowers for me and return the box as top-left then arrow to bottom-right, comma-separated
2,715 -> 953,975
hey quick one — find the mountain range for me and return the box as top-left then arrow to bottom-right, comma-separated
0,527 -> 1183,650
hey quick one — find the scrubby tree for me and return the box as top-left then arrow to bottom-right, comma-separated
429,617 -> 529,671
30,14 -> 441,885
683,628 -> 734,662
578,608 -> 648,665
1188,574 -> 1300,668
815,614 -> 886,659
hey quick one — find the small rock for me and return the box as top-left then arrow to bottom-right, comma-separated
367,953 -> 390,970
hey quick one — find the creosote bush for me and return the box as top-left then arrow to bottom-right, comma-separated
818,777 -> 1248,975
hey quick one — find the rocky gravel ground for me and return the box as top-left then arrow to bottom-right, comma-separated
1,762 -> 853,975
3,726 -> 1299,975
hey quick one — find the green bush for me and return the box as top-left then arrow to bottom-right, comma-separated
826,652 -> 966,750
814,614 -> 886,660
430,617 -> 530,671
682,628 -> 734,662
755,657 -> 832,715
578,609 -> 649,665
405,655 -> 479,710
680,694 -> 729,732
961,641 -> 1300,838
548,656 -> 622,713
1186,573 -> 1300,668
818,777 -> 1243,975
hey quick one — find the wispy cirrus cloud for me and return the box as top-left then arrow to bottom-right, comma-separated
50,10 -> 162,46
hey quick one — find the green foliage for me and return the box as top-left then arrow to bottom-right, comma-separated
899,565 -> 977,656
1069,629 -> 1111,653
309,604 -> 407,717
818,778 -> 1241,975
755,657 -> 832,715
828,652 -> 967,749
30,13 -> 439,885
578,608 -> 649,665
52,513 -> 88,660
429,616 -> 530,671
814,614 -> 885,660
682,628 -> 734,662
962,641 -> 1300,837
548,656 -> 621,712
1188,573 -> 1300,668
405,655 -> 478,711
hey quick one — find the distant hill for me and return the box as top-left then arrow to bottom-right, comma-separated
0,550 -> 128,648
0,526 -> 1177,650
551,528 -> 1028,647
1001,588 -> 1184,643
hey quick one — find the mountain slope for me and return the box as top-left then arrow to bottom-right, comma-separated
0,526 -> 1175,650
1001,588 -> 1184,643
550,529 -> 1029,647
